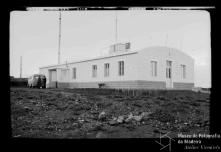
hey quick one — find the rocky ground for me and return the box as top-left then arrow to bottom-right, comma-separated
11,87 -> 210,138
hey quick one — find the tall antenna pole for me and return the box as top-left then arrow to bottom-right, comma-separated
180,36 -> 183,50
149,35 -> 152,46
165,34 -> 168,47
58,11 -> 61,64
115,11 -> 118,43
165,34 -> 171,56
20,56 -> 22,78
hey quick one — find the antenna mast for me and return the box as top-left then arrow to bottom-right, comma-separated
58,11 -> 61,64
115,11 -> 118,43
180,36 -> 183,50
20,56 -> 22,78
165,34 -> 168,47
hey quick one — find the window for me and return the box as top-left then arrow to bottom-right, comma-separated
125,42 -> 131,49
72,68 -> 76,79
92,65 -> 97,77
61,69 -> 67,81
181,64 -> 186,79
151,61 -> 157,77
118,61 -> 124,76
104,63 -> 110,77
166,60 -> 172,78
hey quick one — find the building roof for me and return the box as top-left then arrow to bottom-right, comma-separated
39,46 -> 193,69
138,46 -> 194,60
39,50 -> 138,69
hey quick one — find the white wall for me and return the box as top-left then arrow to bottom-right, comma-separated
68,53 -> 139,82
39,52 -> 140,84
39,46 -> 194,86
137,47 -> 194,83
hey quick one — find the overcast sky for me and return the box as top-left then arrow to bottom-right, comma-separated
10,10 -> 211,88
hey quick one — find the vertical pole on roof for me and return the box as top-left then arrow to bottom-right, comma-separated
165,34 -> 168,47
115,11 -> 118,44
149,35 -> 152,46
20,56 -> 22,78
165,33 -> 171,56
58,10 -> 61,64
180,36 -> 183,51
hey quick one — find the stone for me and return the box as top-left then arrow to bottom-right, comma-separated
24,106 -> 31,111
117,116 -> 124,123
72,122 -> 78,126
96,132 -> 106,138
98,111 -> 106,120
109,120 -> 118,125
14,135 -> 21,138
141,112 -> 151,117
30,100 -> 36,103
113,117 -> 117,121
125,113 -> 133,122
133,115 -> 142,122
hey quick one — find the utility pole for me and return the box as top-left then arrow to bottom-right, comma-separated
180,36 -> 183,51
165,34 -> 171,56
115,11 -> 118,44
165,34 -> 168,47
58,11 -> 61,64
149,35 -> 152,46
20,56 -> 22,78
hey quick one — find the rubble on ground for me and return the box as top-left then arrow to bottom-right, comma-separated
11,88 -> 210,138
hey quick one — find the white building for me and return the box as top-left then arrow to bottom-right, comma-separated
39,43 -> 194,90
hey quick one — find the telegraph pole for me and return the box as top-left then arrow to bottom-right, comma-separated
165,34 -> 168,47
180,36 -> 183,51
58,11 -> 61,64
20,56 -> 22,78
115,11 -> 118,43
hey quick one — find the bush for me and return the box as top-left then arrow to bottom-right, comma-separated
11,78 -> 28,87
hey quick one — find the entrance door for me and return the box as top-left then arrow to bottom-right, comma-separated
166,60 -> 172,88
49,69 -> 57,88
61,69 -> 70,82
51,70 -> 57,81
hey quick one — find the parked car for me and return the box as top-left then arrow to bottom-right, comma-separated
27,74 -> 46,88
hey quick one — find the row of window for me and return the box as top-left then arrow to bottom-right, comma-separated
72,61 -> 125,79
72,61 -> 186,79
181,64 -> 186,79
151,61 -> 186,79
92,61 -> 124,78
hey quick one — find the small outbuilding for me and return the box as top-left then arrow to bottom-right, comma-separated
39,43 -> 194,90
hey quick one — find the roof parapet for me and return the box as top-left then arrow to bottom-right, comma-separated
109,42 -> 131,55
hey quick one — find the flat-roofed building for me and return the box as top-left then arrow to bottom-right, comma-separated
39,43 -> 194,90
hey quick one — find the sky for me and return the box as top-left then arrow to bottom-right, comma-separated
10,10 -> 211,88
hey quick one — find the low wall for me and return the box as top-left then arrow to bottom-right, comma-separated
57,82 -> 70,88
47,81 -> 57,88
10,78 -> 28,87
48,81 -> 194,90
56,80 -> 166,89
173,82 -> 194,90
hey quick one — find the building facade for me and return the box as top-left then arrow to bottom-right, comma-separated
39,43 -> 194,90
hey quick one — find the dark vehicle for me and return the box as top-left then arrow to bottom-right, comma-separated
27,74 -> 46,88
